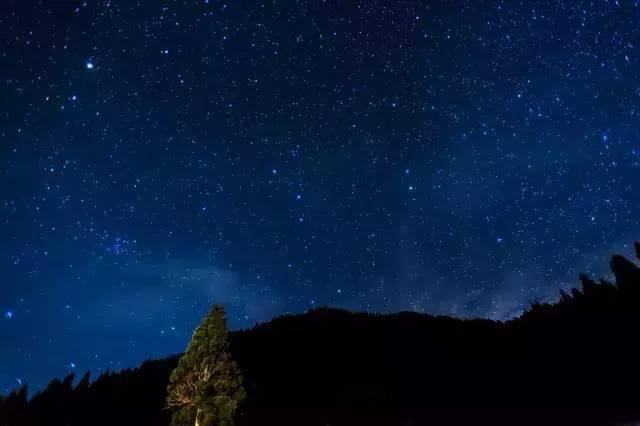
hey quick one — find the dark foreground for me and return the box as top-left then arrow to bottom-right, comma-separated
4,245 -> 640,425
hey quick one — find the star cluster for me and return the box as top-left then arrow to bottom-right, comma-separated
2,0 -> 640,391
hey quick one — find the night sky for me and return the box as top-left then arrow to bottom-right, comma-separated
2,0 -> 640,392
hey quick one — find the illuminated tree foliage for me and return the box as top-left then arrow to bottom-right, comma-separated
167,305 -> 245,426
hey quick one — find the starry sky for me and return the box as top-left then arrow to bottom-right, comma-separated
2,0 -> 640,392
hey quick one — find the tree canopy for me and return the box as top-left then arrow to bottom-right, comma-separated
166,305 -> 245,426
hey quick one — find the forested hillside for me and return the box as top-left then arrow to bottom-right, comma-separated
4,245 -> 640,426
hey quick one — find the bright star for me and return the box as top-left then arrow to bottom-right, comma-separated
86,62 -> 94,70
4,310 -> 13,319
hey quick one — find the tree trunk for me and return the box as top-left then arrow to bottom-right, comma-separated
195,408 -> 201,426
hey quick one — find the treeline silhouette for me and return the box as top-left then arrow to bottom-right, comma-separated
4,244 -> 640,425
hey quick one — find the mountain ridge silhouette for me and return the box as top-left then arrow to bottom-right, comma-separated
4,243 -> 640,425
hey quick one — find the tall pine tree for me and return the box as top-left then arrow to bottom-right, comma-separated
167,305 -> 245,426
